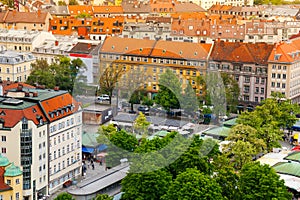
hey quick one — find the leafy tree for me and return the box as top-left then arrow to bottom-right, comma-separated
205,72 -> 226,123
237,92 -> 299,151
213,155 -> 240,200
128,91 -> 141,112
26,57 -> 85,93
221,73 -> 240,113
181,83 -> 198,115
142,96 -> 154,108
54,192 -> 74,200
225,124 -> 266,169
133,112 -> 150,135
99,64 -> 124,104
0,0 -> 14,8
94,194 -> 113,200
76,12 -> 91,18
163,168 -> 224,200
97,127 -> 138,168
69,0 -> 79,5
167,136 -> 219,178
58,0 -> 67,5
155,69 -> 181,111
121,169 -> 172,200
239,162 -> 292,200
26,59 -> 56,89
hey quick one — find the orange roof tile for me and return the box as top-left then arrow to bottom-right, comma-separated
0,168 -> 12,192
100,37 -> 156,56
151,40 -> 211,60
68,5 -> 93,16
211,41 -> 273,65
40,93 -> 80,123
4,10 -> 50,23
0,104 -> 45,128
269,39 -> 300,63
2,82 -> 35,92
93,6 -> 123,13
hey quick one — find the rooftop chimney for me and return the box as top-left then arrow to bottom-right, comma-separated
54,86 -> 59,91
55,40 -> 59,46
33,92 -> 38,97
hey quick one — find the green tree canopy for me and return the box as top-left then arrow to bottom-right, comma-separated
181,83 -> 198,114
133,112 -> 150,135
155,69 -> 181,111
69,0 -> 79,5
94,194 -> 113,200
213,155 -> 240,200
239,162 -> 292,200
237,92 -> 299,151
54,192 -> 74,200
121,169 -> 172,200
221,73 -> 240,113
26,57 -> 85,93
163,168 -> 224,200
225,124 -> 266,169
97,125 -> 138,168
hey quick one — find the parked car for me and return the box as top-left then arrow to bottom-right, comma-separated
96,94 -> 110,102
138,106 -> 150,114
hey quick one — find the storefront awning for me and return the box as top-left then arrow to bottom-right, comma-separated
98,144 -> 107,152
82,146 -> 94,153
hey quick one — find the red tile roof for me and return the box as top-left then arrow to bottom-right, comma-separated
211,41 -> 274,65
3,10 -> 50,23
100,37 -> 156,56
0,104 -> 46,128
100,37 -> 212,60
0,167 -> 12,192
268,39 -> 300,63
151,40 -> 211,60
93,6 -> 123,13
40,92 -> 80,123
1,82 -> 35,93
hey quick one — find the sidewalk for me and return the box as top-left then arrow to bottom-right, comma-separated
49,161 -> 107,199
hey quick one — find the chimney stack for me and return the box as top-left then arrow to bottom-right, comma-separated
54,86 -> 59,91
33,92 -> 38,97
55,40 -> 59,46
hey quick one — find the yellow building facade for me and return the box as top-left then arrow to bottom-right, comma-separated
99,37 -> 211,98
0,155 -> 23,200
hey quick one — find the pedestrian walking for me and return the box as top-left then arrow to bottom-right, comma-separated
91,160 -> 95,170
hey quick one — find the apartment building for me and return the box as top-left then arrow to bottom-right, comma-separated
122,20 -> 171,41
267,39 -> 300,103
0,29 -> 56,53
0,51 -> 35,82
171,13 -> 245,43
209,40 -> 274,107
0,10 -> 52,31
32,35 -> 77,64
69,42 -> 101,85
49,15 -> 124,40
0,155 -> 23,200
99,37 -> 211,97
0,85 -> 82,199
245,21 -> 300,44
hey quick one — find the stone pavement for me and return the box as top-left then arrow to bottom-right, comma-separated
49,161 -> 108,199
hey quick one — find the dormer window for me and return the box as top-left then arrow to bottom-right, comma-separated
274,54 -> 281,60
32,108 -> 37,113
0,111 -> 5,116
